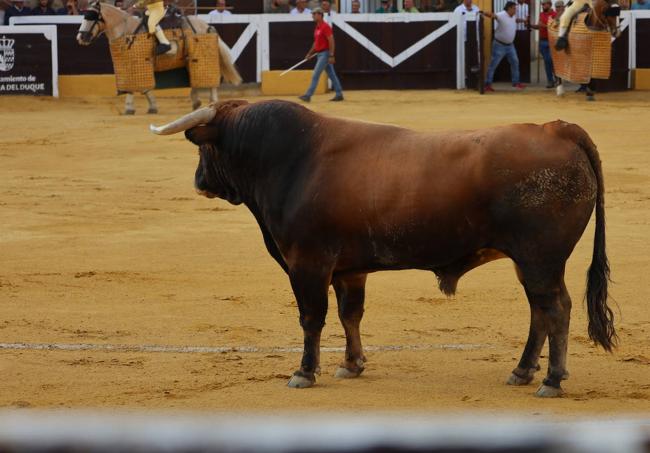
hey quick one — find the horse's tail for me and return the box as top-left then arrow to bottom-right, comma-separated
575,125 -> 617,351
217,36 -> 242,86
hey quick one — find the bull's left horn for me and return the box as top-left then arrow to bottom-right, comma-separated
149,107 -> 216,135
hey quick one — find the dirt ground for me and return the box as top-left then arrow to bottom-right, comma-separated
1,88 -> 649,416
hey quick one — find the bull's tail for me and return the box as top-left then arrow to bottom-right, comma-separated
575,126 -> 617,351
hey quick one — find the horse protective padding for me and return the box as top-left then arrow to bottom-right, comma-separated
186,33 -> 221,89
109,34 -> 155,93
154,28 -> 186,72
549,13 -> 612,83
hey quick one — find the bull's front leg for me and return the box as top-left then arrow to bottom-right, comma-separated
333,273 -> 367,378
287,267 -> 331,388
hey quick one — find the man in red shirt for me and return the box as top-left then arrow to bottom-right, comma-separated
299,7 -> 344,102
530,0 -> 557,88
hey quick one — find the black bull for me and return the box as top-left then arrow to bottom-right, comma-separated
151,99 -> 616,397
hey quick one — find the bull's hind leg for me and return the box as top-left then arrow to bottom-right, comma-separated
287,267 -> 331,389
332,273 -> 368,379
512,263 -> 571,397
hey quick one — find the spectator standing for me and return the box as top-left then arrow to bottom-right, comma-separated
31,0 -> 56,13
482,2 -> 526,91
529,0 -> 556,88
4,0 -> 30,24
351,0 -> 360,12
515,0 -> 529,30
290,0 -> 311,14
208,0 -> 231,17
400,0 -> 419,12
375,0 -> 397,13
632,0 -> 650,9
454,0 -> 479,40
554,0 -> 564,15
299,7 -> 344,103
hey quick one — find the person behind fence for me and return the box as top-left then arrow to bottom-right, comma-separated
209,0 -> 231,17
632,0 -> 650,9
529,0 -> 556,88
482,1 -> 527,92
351,0 -> 360,12
56,0 -> 79,14
299,7 -> 344,103
375,0 -> 397,13
400,0 -> 419,12
291,0 -> 311,14
4,0 -> 29,25
32,0 -> 56,14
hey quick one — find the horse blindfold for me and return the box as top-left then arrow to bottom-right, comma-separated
605,5 -> 621,16
84,9 -> 100,21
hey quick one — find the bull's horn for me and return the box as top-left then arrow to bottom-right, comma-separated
149,107 -> 216,135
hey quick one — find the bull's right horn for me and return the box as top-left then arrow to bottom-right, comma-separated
149,106 -> 216,135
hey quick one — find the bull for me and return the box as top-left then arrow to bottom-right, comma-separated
150,100 -> 616,397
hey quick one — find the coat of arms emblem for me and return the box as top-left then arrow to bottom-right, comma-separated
0,36 -> 16,72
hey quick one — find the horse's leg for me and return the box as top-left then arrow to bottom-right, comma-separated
512,262 -> 570,397
144,90 -> 158,114
190,88 -> 201,110
556,77 -> 565,96
586,80 -> 596,101
332,273 -> 368,379
210,87 -> 218,103
286,265 -> 331,388
124,92 -> 135,115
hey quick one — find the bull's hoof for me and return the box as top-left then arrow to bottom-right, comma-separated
147,108 -> 158,114
507,372 -> 534,386
287,371 -> 315,388
192,101 -> 201,111
124,109 -> 135,115
535,384 -> 565,398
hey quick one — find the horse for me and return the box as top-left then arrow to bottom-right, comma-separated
76,0 -> 242,114
550,0 -> 621,101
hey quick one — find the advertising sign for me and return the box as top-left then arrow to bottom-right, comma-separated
0,25 -> 58,97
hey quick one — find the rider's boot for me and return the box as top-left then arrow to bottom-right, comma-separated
154,26 -> 173,55
555,27 -> 568,51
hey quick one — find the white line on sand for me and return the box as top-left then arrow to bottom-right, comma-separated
0,342 -> 490,354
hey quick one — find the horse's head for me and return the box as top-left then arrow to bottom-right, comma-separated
76,0 -> 104,45
592,0 -> 622,38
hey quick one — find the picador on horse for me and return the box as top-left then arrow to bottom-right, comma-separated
554,0 -> 621,51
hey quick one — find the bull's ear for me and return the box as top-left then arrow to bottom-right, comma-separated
185,125 -> 219,146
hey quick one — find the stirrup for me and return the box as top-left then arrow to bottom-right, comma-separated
555,36 -> 568,51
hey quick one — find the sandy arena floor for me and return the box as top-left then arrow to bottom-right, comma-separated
1,88 -> 649,415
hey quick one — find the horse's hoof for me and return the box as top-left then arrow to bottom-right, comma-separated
147,108 -> 158,114
192,102 -> 201,111
287,372 -> 315,388
335,366 -> 364,379
535,384 -> 565,398
507,372 -> 534,386
556,86 -> 565,97
124,109 -> 135,115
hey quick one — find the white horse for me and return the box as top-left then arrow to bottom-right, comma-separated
77,1 -> 241,114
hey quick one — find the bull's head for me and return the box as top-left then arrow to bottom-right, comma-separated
77,0 -> 103,45
150,101 -> 249,203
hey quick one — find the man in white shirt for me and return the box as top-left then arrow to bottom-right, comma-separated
290,0 -> 312,14
454,0 -> 479,41
482,1 -> 527,91
515,0 -> 529,31
208,0 -> 232,17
